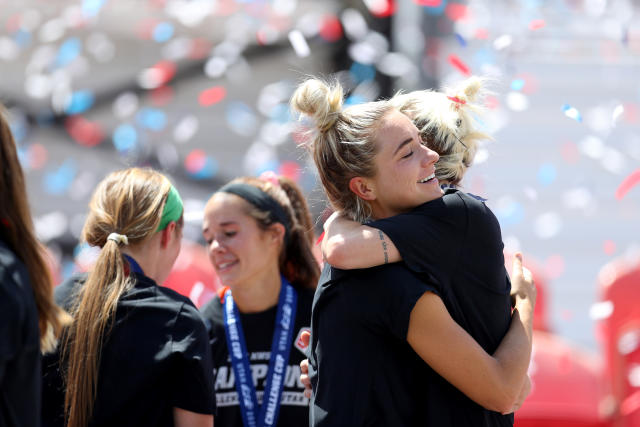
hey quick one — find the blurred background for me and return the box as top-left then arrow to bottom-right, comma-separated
2,0 -> 640,423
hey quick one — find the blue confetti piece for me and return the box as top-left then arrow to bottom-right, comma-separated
269,103 -> 291,123
473,48 -> 495,67
12,28 -> 32,48
65,91 -> 95,115
510,78 -> 525,91
82,0 -> 107,18
537,163 -> 557,186
113,124 -> 138,153
226,102 -> 258,136
254,160 -> 280,177
561,103 -> 582,122
55,38 -> 82,68
43,159 -> 77,195
153,22 -> 174,43
423,0 -> 448,16
187,156 -> 218,180
136,108 -> 167,131
350,62 -> 376,84
345,95 -> 366,106
455,33 -> 467,47
495,200 -> 525,227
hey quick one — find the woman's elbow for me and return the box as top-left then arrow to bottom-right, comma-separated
322,239 -> 350,269
483,387 -> 518,414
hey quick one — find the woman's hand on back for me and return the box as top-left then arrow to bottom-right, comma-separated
509,253 -> 536,311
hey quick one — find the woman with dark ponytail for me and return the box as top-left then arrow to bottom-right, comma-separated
0,105 -> 70,427
200,173 -> 319,427
42,168 -> 215,427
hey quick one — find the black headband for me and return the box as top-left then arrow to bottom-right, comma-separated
218,182 -> 291,243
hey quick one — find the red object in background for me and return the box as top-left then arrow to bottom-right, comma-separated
596,257 -> 640,427
516,331 -> 611,427
163,240 -> 221,308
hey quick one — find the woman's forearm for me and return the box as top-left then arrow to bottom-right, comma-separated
322,213 -> 401,269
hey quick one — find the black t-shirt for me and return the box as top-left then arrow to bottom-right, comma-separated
309,263 -> 435,426
200,286 -> 314,427
369,189 -> 514,426
42,271 -> 215,427
0,240 -> 41,427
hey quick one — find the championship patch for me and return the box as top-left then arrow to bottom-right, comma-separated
294,327 -> 311,355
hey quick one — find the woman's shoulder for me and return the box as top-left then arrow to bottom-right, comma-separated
199,290 -> 224,325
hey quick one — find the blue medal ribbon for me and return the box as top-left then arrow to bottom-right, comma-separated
123,254 -> 144,275
223,276 -> 298,427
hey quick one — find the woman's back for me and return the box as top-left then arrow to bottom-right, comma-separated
42,272 -> 214,427
0,239 -> 41,427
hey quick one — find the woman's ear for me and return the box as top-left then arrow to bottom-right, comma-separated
349,177 -> 377,201
160,221 -> 176,248
268,222 -> 286,245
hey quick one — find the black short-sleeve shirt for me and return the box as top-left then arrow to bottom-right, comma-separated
200,286 -> 314,427
42,271 -> 215,427
309,263 -> 436,426
369,190 -> 514,426
0,240 -> 41,427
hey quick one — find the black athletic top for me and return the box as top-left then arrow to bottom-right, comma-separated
0,239 -> 41,427
369,189 -> 514,426
309,263 -> 435,426
42,271 -> 215,427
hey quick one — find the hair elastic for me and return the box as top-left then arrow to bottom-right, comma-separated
107,233 -> 129,246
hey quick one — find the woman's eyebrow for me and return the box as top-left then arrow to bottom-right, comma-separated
393,137 -> 413,156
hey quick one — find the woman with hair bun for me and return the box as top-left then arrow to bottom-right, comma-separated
0,105 -> 71,427
42,168 -> 215,427
200,174 -> 319,427
291,78 -> 535,426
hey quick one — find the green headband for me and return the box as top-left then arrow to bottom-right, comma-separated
157,185 -> 183,231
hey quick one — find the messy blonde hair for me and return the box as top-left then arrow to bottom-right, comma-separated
290,79 -> 394,223
391,76 -> 492,185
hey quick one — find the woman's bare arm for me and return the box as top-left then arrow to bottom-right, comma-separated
174,408 -> 213,427
407,254 -> 535,413
322,212 -> 401,269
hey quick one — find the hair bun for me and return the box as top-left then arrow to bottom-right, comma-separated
290,79 -> 344,133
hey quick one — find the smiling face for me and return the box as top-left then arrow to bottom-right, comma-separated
363,109 -> 443,219
201,193 -> 281,289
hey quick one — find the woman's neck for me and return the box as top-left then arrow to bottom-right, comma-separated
231,271 -> 282,314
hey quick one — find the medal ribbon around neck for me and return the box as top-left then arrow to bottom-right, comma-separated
223,276 -> 298,427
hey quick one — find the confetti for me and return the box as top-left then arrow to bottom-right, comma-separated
65,116 -> 104,147
534,212 -> 562,239
198,86 -> 226,106
363,0 -> 396,18
43,160 -> 77,196
510,78 -> 525,91
493,34 -> 512,50
615,169 -> 640,200
137,60 -> 176,89
65,90 -> 95,115
278,161 -> 302,182
589,301 -> 614,320
55,37 -> 81,68
562,104 -> 582,122
226,101 -> 258,136
288,30 -> 310,57
455,33 -> 467,47
112,124 -> 138,154
537,163 -> 557,186
447,54 -> 471,76
184,149 -> 218,179
603,240 -> 617,255
528,19 -> 546,30
506,92 -> 529,111
136,107 -> 167,131
544,254 -> 565,279
612,104 -> 624,126
319,15 -> 343,42
173,115 -> 199,143
152,22 -> 174,43
445,3 -> 468,21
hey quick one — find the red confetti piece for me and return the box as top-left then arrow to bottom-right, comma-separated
185,150 -> 207,174
136,18 -> 160,40
365,0 -> 396,18
447,54 -> 471,76
484,95 -> 499,110
560,141 -> 579,164
623,102 -> 639,124
65,116 -> 104,147
621,390 -> 640,416
28,143 -> 48,170
198,86 -> 226,107
544,254 -> 565,280
528,19 -> 545,30
278,161 -> 302,182
475,28 -> 489,39
413,0 -> 442,6
603,240 -> 616,255
154,61 -> 177,84
615,169 -> 640,200
445,3 -> 468,21
319,15 -> 343,42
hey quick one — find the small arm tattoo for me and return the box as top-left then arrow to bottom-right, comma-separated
378,230 -> 389,264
